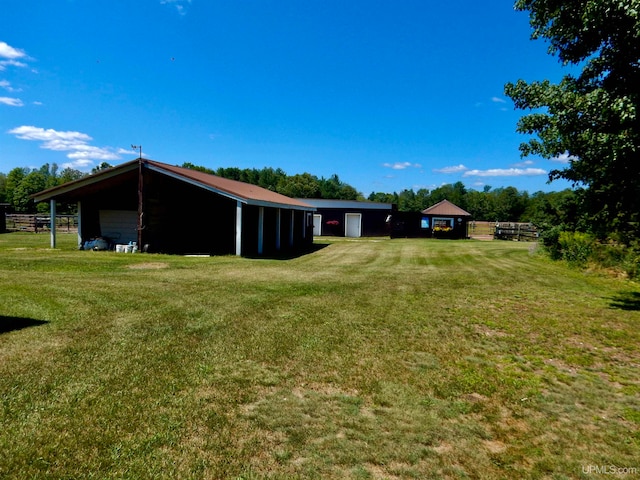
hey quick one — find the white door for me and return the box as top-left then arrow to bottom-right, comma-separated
99,210 -> 138,244
313,214 -> 322,236
345,213 -> 362,237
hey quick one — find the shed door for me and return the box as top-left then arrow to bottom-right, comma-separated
99,210 -> 138,244
313,214 -> 322,236
345,213 -> 362,238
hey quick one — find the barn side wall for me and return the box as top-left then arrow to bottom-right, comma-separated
315,208 -> 391,237
143,170 -> 237,255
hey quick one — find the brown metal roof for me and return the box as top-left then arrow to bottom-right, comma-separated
421,199 -> 471,216
33,159 -> 314,210
145,160 -> 313,209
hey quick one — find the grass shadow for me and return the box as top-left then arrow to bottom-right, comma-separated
246,243 -> 330,260
609,291 -> 640,311
0,316 -> 49,334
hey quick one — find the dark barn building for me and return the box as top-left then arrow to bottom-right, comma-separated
390,199 -> 471,239
33,159 -> 315,256
298,199 -> 394,237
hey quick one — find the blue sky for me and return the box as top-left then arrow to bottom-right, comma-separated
1,0 -> 574,195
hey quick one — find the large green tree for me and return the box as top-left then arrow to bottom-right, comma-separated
13,170 -> 47,213
505,0 -> 640,240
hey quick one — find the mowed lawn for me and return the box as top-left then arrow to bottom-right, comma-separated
0,233 -> 639,479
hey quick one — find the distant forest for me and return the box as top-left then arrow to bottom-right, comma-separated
0,161 -> 577,228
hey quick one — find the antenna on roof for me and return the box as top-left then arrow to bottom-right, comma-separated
131,144 -> 142,159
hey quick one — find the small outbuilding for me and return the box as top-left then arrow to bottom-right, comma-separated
421,199 -> 471,239
298,199 -> 394,237
389,199 -> 471,239
32,159 -> 316,256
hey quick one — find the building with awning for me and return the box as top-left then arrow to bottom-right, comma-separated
32,159 -> 315,256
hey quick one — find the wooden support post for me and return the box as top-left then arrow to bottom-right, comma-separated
257,207 -> 264,255
289,210 -> 295,247
77,201 -> 82,248
275,208 -> 281,252
50,200 -> 56,248
235,201 -> 242,256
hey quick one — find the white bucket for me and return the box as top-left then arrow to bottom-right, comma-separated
115,244 -> 125,253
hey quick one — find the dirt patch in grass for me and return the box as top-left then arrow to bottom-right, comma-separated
483,439 -> 508,454
294,382 -> 361,397
126,262 -> 169,270
474,324 -> 510,338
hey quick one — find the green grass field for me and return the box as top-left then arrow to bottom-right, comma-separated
1,232 -> 638,479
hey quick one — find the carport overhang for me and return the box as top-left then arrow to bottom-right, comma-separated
32,159 -> 315,254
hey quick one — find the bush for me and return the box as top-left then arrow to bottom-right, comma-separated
539,225 -> 564,260
541,228 -> 640,279
595,240 -> 640,279
557,231 -> 595,265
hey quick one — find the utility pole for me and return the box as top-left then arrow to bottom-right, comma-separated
132,145 -> 144,247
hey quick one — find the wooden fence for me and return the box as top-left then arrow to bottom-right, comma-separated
467,221 -> 495,240
494,222 -> 538,241
4,214 -> 78,233
467,221 -> 539,241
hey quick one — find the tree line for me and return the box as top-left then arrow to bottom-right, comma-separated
180,163 -> 360,202
0,160 -> 576,231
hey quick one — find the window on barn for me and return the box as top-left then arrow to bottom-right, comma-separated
433,217 -> 454,229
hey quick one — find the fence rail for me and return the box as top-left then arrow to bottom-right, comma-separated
494,222 -> 538,241
467,221 -> 495,239
467,221 -> 539,241
4,214 -> 78,233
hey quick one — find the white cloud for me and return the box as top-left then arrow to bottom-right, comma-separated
0,96 -> 23,106
383,161 -> 421,170
0,41 -> 26,60
67,145 -> 121,161
433,164 -> 468,174
463,167 -> 547,177
61,159 -> 94,170
0,79 -> 21,92
0,60 -> 28,71
7,125 -> 122,166
491,96 -> 507,104
511,160 -> 534,167
160,0 -> 191,15
10,125 -> 92,146
552,152 -> 575,163
0,42 -> 30,71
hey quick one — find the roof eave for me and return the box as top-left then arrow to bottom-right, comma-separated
32,161 -> 139,202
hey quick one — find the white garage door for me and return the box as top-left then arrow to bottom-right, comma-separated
99,210 -> 138,244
